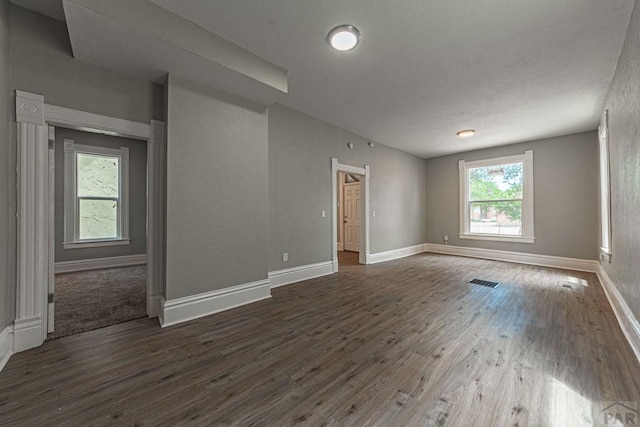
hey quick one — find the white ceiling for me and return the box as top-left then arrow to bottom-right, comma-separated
13,0 -> 635,158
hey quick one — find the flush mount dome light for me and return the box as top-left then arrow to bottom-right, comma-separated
457,129 -> 476,138
328,25 -> 360,51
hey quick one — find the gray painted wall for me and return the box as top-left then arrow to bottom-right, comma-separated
10,5 -> 164,123
165,76 -> 268,300
3,5 -> 164,321
0,0 -> 10,331
268,104 -> 428,272
425,131 -> 599,260
602,0 -> 640,321
54,128 -> 147,263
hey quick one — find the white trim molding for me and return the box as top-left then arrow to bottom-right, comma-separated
0,327 -> 14,373
368,244 -> 428,264
160,279 -> 271,328
331,158 -> 370,269
425,244 -> 599,273
597,266 -> 640,363
147,119 -> 166,318
269,261 -> 334,289
458,150 -> 534,244
62,141 -> 130,247
15,90 -> 167,348
16,90 -> 48,350
598,110 -> 613,261
13,316 -> 44,353
63,239 -> 131,250
43,104 -> 151,140
54,254 -> 147,274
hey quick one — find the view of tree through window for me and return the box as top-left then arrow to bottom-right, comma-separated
77,153 -> 119,240
468,162 -> 523,236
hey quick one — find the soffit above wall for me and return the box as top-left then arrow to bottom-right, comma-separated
58,0 -> 288,107
11,0 -> 634,157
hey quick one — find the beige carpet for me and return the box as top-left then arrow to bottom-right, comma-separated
48,265 -> 147,340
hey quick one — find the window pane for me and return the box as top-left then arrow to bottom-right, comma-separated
77,153 -> 119,197
79,199 -> 117,240
469,200 -> 522,236
469,162 -> 523,201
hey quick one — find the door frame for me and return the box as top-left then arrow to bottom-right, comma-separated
331,158 -> 370,270
14,90 -> 166,353
342,181 -> 361,253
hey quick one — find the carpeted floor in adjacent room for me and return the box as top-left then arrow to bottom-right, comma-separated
48,265 -> 147,340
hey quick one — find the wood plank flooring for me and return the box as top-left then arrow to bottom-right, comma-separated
1,253 -> 639,426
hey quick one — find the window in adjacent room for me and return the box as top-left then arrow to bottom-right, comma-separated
599,110 -> 612,261
63,139 -> 130,248
459,150 -> 534,243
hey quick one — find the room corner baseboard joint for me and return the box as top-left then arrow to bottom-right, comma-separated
367,244 -> 428,264
425,243 -> 598,272
597,266 -> 640,364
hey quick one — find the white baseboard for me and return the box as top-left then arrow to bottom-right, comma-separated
425,244 -> 599,273
269,261 -> 335,288
55,254 -> 147,274
160,279 -> 271,327
148,293 -> 163,319
13,316 -> 43,353
597,266 -> 640,363
367,244 -> 428,264
0,326 -> 14,373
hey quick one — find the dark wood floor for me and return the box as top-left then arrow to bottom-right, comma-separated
1,253 -> 639,426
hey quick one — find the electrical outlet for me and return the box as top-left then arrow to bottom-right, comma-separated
443,235 -> 448,241
283,252 -> 288,262
321,210 -> 326,218
372,211 -> 376,217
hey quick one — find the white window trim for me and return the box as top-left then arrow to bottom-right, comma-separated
63,139 -> 130,249
459,150 -> 535,244
598,110 -> 612,262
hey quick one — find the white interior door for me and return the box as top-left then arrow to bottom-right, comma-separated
343,182 -> 361,252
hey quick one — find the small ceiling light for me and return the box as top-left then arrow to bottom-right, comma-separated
457,129 -> 476,138
328,25 -> 360,52
368,141 -> 374,147
347,142 -> 354,149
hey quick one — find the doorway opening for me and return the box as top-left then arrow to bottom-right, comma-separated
14,91 -> 165,353
337,172 -> 363,267
331,158 -> 370,271
48,127 -> 148,339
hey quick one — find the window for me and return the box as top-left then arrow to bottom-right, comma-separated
599,110 -> 612,261
63,139 -> 130,248
459,150 -> 534,243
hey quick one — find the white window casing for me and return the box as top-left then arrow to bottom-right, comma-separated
599,110 -> 612,262
459,150 -> 534,244
63,140 -> 130,249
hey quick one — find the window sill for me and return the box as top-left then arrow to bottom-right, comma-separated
63,239 -> 130,249
459,233 -> 535,244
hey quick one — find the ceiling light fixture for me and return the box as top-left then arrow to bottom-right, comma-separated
328,25 -> 360,52
457,129 -> 476,138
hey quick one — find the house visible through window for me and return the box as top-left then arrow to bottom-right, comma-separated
64,140 -> 130,248
459,150 -> 534,243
